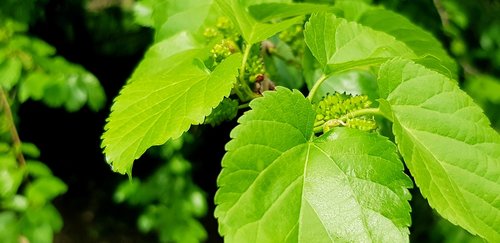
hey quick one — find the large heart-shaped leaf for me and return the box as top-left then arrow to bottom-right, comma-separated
378,58 -> 500,241
102,50 -> 241,175
215,87 -> 412,242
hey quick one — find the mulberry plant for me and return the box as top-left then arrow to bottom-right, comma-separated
101,0 -> 500,242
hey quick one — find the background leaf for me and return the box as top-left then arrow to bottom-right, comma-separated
304,12 -> 417,73
334,0 -> 457,78
215,0 -> 304,44
153,0 -> 213,41
378,58 -> 500,241
216,87 -> 412,242
0,57 -> 22,90
102,51 -> 242,175
307,70 -> 378,102
248,2 -> 331,22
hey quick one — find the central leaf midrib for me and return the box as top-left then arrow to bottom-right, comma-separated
224,144 -> 308,227
311,143 -> 374,241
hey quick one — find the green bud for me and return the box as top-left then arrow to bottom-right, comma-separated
204,27 -> 220,40
211,39 -> 238,63
216,16 -> 232,31
314,92 -> 376,132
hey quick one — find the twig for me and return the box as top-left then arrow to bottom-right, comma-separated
307,74 -> 328,101
0,87 -> 26,167
433,0 -> 450,28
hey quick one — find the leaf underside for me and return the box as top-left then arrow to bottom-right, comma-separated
102,50 -> 242,175
215,87 -> 412,242
378,58 -> 500,241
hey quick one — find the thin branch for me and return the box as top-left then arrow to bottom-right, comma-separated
433,0 -> 450,28
337,108 -> 383,121
239,44 -> 252,83
238,103 -> 250,109
233,43 -> 259,102
307,74 -> 328,101
313,107 -> 385,134
0,87 -> 26,167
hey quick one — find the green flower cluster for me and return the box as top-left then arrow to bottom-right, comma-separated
204,98 -> 239,126
315,93 -> 377,132
244,55 -> 265,83
344,118 -> 377,132
203,16 -> 235,41
210,39 -> 238,64
205,17 -> 241,65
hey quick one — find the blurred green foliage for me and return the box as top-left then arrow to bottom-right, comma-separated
114,136 -> 208,243
0,1 -> 106,242
0,142 -> 67,243
0,17 -> 106,112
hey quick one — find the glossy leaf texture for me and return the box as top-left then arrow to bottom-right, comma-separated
215,0 -> 304,44
215,87 -> 412,242
102,50 -> 242,175
378,58 -> 500,241
304,12 -> 417,74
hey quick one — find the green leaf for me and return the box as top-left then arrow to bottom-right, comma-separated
2,195 -> 28,211
334,0 -> 457,78
0,212 -> 20,243
132,31 -> 200,79
248,2 -> 332,22
378,58 -> 500,241
21,143 -> 40,158
25,177 -> 67,206
26,161 -> 52,178
215,0 -> 304,44
239,0 -> 290,7
304,12 -> 417,73
132,1 -> 154,27
20,204 -> 63,241
18,72 -> 50,102
80,73 -> 106,112
310,70 -> 378,102
153,0 -> 213,41
204,98 -> 239,126
16,57 -> 106,111
0,167 -> 24,198
0,57 -> 22,90
464,74 -> 500,106
102,51 -> 242,175
216,87 -> 412,242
